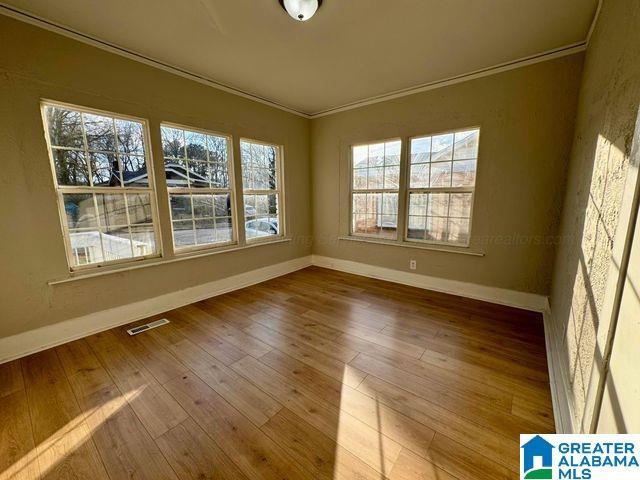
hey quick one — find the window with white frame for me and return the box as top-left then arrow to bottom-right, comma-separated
351,140 -> 401,239
42,102 -> 160,270
240,139 -> 283,241
407,128 -> 479,246
161,124 -> 235,251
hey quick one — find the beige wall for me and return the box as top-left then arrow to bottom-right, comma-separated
311,54 -> 584,295
0,15 -> 311,339
548,0 -> 640,432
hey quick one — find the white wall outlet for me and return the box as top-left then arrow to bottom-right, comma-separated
409,259 -> 417,270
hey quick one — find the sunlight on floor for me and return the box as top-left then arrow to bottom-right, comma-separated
1,388 -> 142,480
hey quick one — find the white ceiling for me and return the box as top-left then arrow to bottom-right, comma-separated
2,0 -> 598,115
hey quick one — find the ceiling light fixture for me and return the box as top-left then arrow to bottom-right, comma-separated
279,0 -> 323,22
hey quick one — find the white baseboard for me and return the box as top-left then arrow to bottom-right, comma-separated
542,308 -> 575,433
1,253 -> 551,364
0,255 -> 312,364
311,255 -> 549,312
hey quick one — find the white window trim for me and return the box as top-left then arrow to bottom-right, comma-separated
161,122 -> 238,254
240,137 -> 286,243
405,126 -> 480,248
41,99 -> 163,272
349,137 -> 403,241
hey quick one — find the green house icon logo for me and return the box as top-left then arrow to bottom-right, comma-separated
521,435 -> 554,479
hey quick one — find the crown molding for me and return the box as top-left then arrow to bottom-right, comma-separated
0,3 -> 312,118
585,0 -> 602,46
308,42 -> 586,118
2,3 -> 591,120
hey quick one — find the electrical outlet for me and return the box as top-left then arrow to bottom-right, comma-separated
409,259 -> 417,270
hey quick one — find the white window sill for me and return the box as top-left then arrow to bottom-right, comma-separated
48,237 -> 292,285
338,235 -> 485,256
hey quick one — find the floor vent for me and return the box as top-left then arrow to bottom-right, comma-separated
126,318 -> 170,336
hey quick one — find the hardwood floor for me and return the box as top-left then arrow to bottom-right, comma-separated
0,266 -> 554,480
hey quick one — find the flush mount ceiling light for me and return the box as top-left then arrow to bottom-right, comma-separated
279,0 -> 323,21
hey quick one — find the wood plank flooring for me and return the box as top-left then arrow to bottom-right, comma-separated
0,266 -> 554,480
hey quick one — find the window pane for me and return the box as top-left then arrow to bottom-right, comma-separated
116,119 -> 145,155
173,220 -> 195,247
195,219 -> 215,244
353,145 -> 368,168
187,160 -> 211,188
210,162 -> 229,188
215,217 -> 233,243
192,194 -> 214,218
382,193 -> 397,214
408,216 -> 426,240
84,113 -> 116,152
185,131 -> 207,160
161,126 -> 185,158
127,193 -> 153,224
431,133 -> 454,162
96,194 -> 128,226
384,141 -> 401,166
253,168 -> 270,190
90,153 -> 120,187
245,216 -> 279,239
452,159 -> 476,187
69,229 -> 104,266
122,155 -> 148,186
453,130 -> 479,160
207,135 -> 228,163
410,163 -> 429,188
131,225 -> 156,256
102,226 -> 133,261
410,136 -> 431,162
368,143 -> 384,167
449,193 -> 473,218
367,167 -> 384,189
240,140 -> 279,191
353,193 -> 367,215
447,218 -> 470,244
45,106 -> 84,148
214,194 -> 232,217
426,216 -> 448,242
170,194 -> 192,220
63,194 -> 97,229
429,162 -> 452,187
353,168 -> 367,190
384,166 -> 399,189
53,149 -> 89,186
428,193 -> 449,217
408,193 -> 427,216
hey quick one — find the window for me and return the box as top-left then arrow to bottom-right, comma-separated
42,102 -> 160,270
240,139 -> 283,241
407,128 -> 479,246
161,124 -> 235,251
351,140 -> 401,239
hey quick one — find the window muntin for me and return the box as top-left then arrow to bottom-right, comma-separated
407,128 -> 479,246
161,124 -> 235,251
350,140 -> 401,239
240,139 -> 283,241
43,103 -> 159,270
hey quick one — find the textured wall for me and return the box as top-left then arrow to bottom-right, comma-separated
311,55 -> 583,295
0,16 -> 311,339
548,0 -> 640,432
